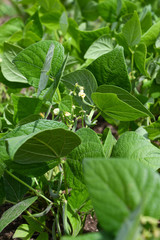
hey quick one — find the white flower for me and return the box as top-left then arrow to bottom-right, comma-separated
69,91 -> 73,95
0,58 -> 2,63
78,90 -> 86,99
53,108 -> 60,115
75,82 -> 79,87
72,105 -> 76,109
64,112 -> 71,117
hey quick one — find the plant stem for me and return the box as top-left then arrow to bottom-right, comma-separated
63,162 -> 68,196
26,210 -> 52,234
129,47 -> 135,92
52,220 -> 57,240
5,169 -> 52,204
91,111 -> 101,123
56,208 -> 62,237
45,104 -> 52,119
131,49 -> 134,74
82,98 -> 95,108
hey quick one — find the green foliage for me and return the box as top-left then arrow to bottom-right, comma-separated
1,43 -> 27,84
84,35 -> 114,60
0,1 -> 160,239
13,40 -> 64,87
122,11 -> 141,47
112,131 -> 160,170
83,158 -> 160,232
87,46 -> 131,91
0,197 -> 37,232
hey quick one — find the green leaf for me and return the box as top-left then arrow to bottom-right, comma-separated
13,40 -> 64,88
38,0 -> 64,12
68,128 -> 105,162
115,204 -> 142,240
0,196 -> 37,233
68,189 -> 92,213
141,20 -> 160,46
78,0 -> 99,21
135,43 -> 148,76
83,158 -> 160,233
140,6 -> 152,34
112,131 -> 160,170
0,17 -> 24,45
84,35 -> 114,60
0,178 -> 5,205
60,11 -> 68,35
0,160 -> 6,178
40,11 -> 61,30
44,53 -> 68,102
37,43 -> 55,97
103,128 -> 116,158
114,32 -> 130,55
66,128 -> 105,190
66,158 -> 85,190
145,120 -> 160,140
87,46 -> 131,92
122,11 -> 141,47
23,215 -> 44,233
61,232 -> 105,240
17,114 -> 42,126
36,232 -> 48,240
98,0 -> 117,22
0,119 -> 68,162
3,172 -> 31,203
27,11 -> 43,39
95,85 -> 154,119
6,128 -> 81,164
62,69 -> 98,111
67,204 -> 82,236
13,224 -> 34,240
59,95 -> 72,114
6,160 -> 59,177
78,26 -> 110,54
12,95 -> 43,123
92,93 -> 148,121
1,42 -> 27,84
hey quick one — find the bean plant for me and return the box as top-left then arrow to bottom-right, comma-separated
0,0 -> 160,239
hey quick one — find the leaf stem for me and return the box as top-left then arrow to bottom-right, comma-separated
91,111 -> 101,123
63,162 -> 68,196
5,169 -> 52,204
82,98 -> 95,108
45,104 -> 52,119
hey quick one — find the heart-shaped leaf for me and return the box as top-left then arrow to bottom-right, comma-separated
84,35 -> 114,60
1,42 -> 27,84
13,40 -> 64,87
83,158 -> 160,233
95,85 -> 154,119
87,46 -> 131,91
112,131 -> 160,170
6,128 -> 81,164
92,85 -> 153,121
0,119 -> 68,162
62,69 -> 98,110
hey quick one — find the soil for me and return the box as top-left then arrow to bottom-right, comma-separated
84,215 -> 98,233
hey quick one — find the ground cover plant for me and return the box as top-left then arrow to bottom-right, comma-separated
0,0 -> 160,239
